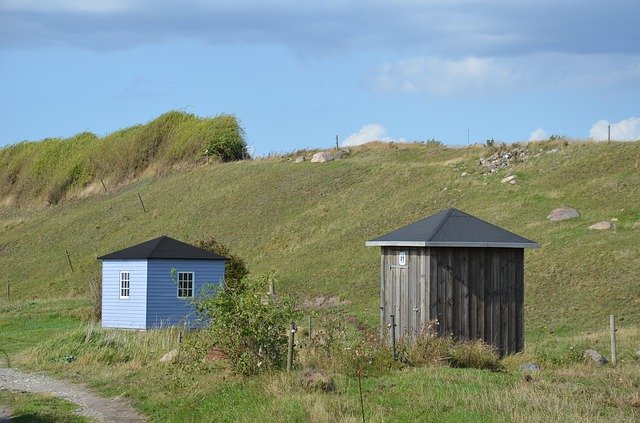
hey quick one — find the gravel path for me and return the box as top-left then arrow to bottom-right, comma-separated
0,366 -> 145,422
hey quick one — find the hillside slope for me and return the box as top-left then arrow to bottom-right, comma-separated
1,140 -> 639,335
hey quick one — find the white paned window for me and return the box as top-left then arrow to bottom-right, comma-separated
178,272 -> 194,298
120,271 -> 130,299
398,251 -> 407,266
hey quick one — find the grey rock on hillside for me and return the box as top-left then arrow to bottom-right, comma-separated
547,207 -> 580,221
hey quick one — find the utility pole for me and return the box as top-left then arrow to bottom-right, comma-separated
335,134 -> 339,152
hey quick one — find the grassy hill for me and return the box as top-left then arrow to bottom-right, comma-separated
1,119 -> 639,421
1,137 -> 638,333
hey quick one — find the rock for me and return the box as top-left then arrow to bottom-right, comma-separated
520,362 -> 541,372
583,349 -> 607,365
294,156 -> 305,163
479,148 -> 527,172
501,175 -> 517,184
333,150 -> 345,160
589,221 -> 615,230
160,349 -> 178,363
610,218 -> 619,222
461,172 -> 468,176
547,207 -> 580,221
635,349 -> 640,358
310,152 -> 334,163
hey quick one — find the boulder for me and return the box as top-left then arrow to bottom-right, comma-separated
501,175 -> 517,184
310,152 -> 334,163
589,221 -> 615,230
333,150 -> 345,160
547,207 -> 580,221
294,156 -> 305,163
583,349 -> 607,365
160,349 -> 178,363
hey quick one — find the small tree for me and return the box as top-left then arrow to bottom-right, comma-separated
196,238 -> 248,293
194,272 -> 297,375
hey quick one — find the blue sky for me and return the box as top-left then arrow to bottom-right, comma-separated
1,1 -> 639,155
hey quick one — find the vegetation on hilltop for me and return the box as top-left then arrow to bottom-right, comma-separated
0,111 -> 248,206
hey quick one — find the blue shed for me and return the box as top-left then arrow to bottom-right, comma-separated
97,236 -> 226,329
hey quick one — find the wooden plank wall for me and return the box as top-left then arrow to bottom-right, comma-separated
379,246 -> 524,355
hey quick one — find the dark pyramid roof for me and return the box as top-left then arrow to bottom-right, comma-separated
98,236 -> 227,260
366,208 -> 539,248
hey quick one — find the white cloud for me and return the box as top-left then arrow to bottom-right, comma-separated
374,56 -> 520,96
342,124 -> 403,147
589,117 -> 640,141
529,128 -> 549,141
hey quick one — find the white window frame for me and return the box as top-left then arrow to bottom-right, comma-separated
120,271 -> 130,299
398,251 -> 407,266
177,272 -> 194,298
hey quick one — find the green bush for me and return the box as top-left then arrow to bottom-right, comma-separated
204,114 -> 249,162
196,238 -> 248,292
194,272 -> 297,375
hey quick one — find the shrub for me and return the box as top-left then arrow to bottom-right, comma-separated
204,114 -> 250,162
88,269 -> 102,322
447,340 -> 503,371
196,238 -> 248,292
194,272 -> 297,375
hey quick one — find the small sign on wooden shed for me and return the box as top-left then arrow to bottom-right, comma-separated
366,208 -> 539,356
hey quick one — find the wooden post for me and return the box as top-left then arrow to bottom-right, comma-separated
268,280 -> 275,296
137,193 -> 147,213
608,125 -> 611,143
610,315 -> 617,366
178,331 -> 183,344
335,134 -> 339,152
356,368 -> 365,423
65,249 -> 74,272
287,322 -> 296,372
390,313 -> 397,360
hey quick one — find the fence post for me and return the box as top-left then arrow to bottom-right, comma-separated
65,250 -> 74,272
610,315 -> 617,366
287,321 -> 296,372
137,193 -> 147,213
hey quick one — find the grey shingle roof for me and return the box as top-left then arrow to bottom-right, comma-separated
98,236 -> 227,260
366,208 -> 539,248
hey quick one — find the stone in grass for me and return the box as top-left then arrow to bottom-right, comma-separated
547,207 -> 580,221
310,152 -> 334,163
160,349 -> 178,363
501,175 -> 517,184
520,362 -> 541,372
583,349 -> 608,365
294,156 -> 305,163
589,221 -> 615,230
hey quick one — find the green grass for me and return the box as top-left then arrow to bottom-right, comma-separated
0,390 -> 92,422
1,136 -> 639,421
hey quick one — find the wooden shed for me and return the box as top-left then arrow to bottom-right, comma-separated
98,236 -> 226,329
366,208 -> 539,355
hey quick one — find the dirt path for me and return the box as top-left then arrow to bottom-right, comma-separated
0,365 -> 145,422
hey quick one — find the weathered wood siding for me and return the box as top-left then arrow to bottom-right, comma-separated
380,247 -> 524,355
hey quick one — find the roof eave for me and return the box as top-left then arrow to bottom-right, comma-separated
366,241 -> 540,249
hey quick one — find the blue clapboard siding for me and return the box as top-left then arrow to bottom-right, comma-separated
146,259 -> 225,328
101,259 -> 148,329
